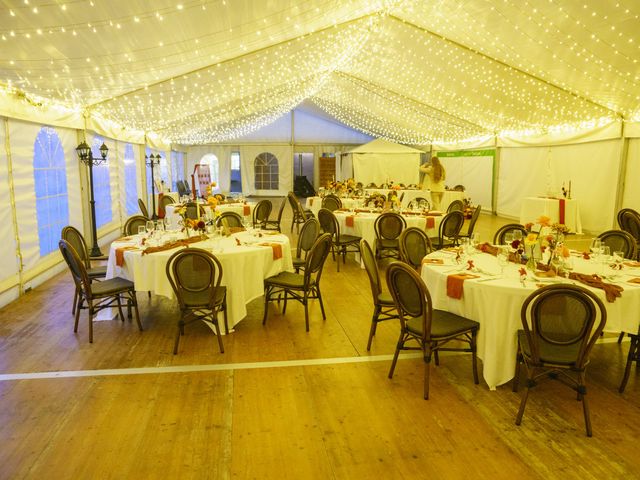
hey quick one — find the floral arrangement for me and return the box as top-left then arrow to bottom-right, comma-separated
463,197 -> 474,219
512,216 -> 570,268
364,193 -> 386,208
205,181 -> 217,196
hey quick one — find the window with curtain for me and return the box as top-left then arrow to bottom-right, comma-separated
123,143 -> 138,215
159,152 -> 169,189
33,126 -> 69,256
254,152 -> 279,190
171,150 -> 184,192
199,154 -> 220,190
92,136 -> 112,227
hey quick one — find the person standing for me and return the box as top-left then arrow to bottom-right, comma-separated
420,156 -> 446,210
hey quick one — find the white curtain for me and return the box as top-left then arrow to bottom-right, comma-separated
352,153 -> 420,185
622,139 -> 640,211
497,140 -> 621,233
437,152 -> 494,210
240,145 -> 293,196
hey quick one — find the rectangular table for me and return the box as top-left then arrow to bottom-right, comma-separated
519,197 -> 582,233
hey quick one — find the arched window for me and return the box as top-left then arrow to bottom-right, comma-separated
123,143 -> 138,215
33,126 -> 69,256
92,136 -> 112,227
254,152 -> 279,190
199,154 -> 220,190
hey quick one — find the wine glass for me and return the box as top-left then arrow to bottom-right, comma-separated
497,247 -> 509,276
145,220 -> 155,234
590,238 -> 602,260
503,232 -> 514,247
472,232 -> 481,247
137,225 -> 146,236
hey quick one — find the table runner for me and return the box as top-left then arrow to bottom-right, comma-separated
115,246 -> 140,267
559,198 -> 566,225
446,273 -> 480,299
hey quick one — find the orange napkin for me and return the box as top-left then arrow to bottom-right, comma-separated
260,243 -> 283,260
624,261 -> 640,267
426,212 -> 443,217
309,198 -> 314,206
568,272 -> 623,303
446,273 -> 480,299
116,236 -> 133,242
141,236 -> 205,255
628,278 -> 640,284
345,216 -> 355,227
243,205 -> 250,216
422,258 -> 444,265
426,217 -> 435,229
115,246 -> 139,267
229,226 -> 245,234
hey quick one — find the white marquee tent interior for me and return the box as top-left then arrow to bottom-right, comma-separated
1,0 -> 640,308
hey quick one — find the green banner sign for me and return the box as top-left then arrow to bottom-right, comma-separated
437,149 -> 495,158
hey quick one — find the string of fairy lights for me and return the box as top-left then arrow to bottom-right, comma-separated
0,0 -> 638,145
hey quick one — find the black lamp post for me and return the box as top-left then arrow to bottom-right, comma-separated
146,153 -> 161,220
76,140 -> 108,257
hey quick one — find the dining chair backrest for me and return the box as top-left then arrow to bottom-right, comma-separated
166,248 -> 223,310
438,210 -> 465,245
360,239 -> 382,301
597,229 -> 638,259
452,185 -> 465,191
253,199 -> 273,228
374,212 -> 406,241
297,218 -> 320,259
59,239 -> 92,299
386,261 -> 433,342
123,215 -> 148,235
216,211 -> 243,228
288,191 -> 307,217
520,284 -> 606,368
317,208 -> 338,238
302,233 -> 332,287
617,208 -> 640,243
408,197 -> 430,210
492,223 -> 528,245
138,198 -> 149,218
321,195 -> 342,211
61,225 -> 91,269
446,199 -> 464,213
399,227 -> 433,270
185,202 -> 203,220
159,195 -> 175,210
465,204 -> 482,237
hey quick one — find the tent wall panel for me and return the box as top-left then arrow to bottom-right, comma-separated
436,151 -> 494,211
622,139 -> 640,212
497,140 -> 620,233
0,118 -> 20,294
87,132 -> 121,236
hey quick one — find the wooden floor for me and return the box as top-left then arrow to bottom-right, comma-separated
1,206 -> 639,479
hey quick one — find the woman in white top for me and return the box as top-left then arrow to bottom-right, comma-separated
420,156 -> 446,210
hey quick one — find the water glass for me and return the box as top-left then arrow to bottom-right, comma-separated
497,247 -> 509,275
590,238 -> 602,258
145,220 -> 155,234
503,232 -> 514,247
137,225 -> 146,235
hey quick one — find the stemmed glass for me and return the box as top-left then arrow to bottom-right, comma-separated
503,232 -> 514,247
145,220 -> 155,234
497,247 -> 509,276
590,238 -> 602,260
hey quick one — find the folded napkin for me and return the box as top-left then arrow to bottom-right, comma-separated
476,243 -> 499,256
243,205 -> 250,216
624,261 -> 640,267
345,216 -> 355,227
422,258 -> 444,265
568,272 -> 623,302
355,208 -> 372,213
534,269 -> 557,278
115,236 -> 133,242
115,246 -> 139,267
426,217 -> 435,229
446,273 -> 480,299
259,242 -> 283,260
628,278 -> 640,284
229,226 -> 245,234
141,235 -> 206,255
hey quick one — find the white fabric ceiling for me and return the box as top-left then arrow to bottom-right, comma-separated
0,0 -> 638,145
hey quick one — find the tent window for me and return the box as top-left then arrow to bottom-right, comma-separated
254,152 -> 279,190
124,143 -> 137,215
171,150 -> 184,192
199,154 -> 220,189
230,151 -> 241,193
33,126 -> 69,256
92,136 -> 112,228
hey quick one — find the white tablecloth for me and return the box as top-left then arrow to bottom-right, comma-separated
333,211 -> 444,255
305,197 -> 363,217
164,203 -> 254,229
421,249 -> 640,389
106,231 -> 292,331
364,189 -> 464,210
519,197 -> 582,234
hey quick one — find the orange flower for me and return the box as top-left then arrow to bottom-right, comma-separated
536,215 -> 551,227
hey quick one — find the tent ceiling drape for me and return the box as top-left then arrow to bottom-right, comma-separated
0,0 -> 638,145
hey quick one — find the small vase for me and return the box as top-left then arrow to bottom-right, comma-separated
526,255 -> 537,272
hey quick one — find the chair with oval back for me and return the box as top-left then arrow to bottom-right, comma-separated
61,225 -> 108,315
59,239 -> 142,343
321,195 -> 342,212
317,208 -> 361,271
459,204 -> 482,241
216,211 -> 243,229
492,223 -> 528,245
263,233 -> 332,332
446,199 -> 464,213
407,197 -> 430,210
597,229 -> 637,260
398,227 -> 433,270
166,248 -> 228,354
293,218 -> 320,273
431,210 -> 464,249
287,192 -> 310,233
138,198 -> 149,218
386,261 -> 479,399
123,215 -> 149,236
264,197 -> 286,232
360,239 -> 399,350
159,195 -> 175,218
513,284 -> 606,436
252,199 -> 273,229
374,212 -> 407,260
617,208 -> 640,259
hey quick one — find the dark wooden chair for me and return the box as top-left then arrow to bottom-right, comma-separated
263,234 -> 332,332
598,229 -> 637,260
398,227 -> 433,270
216,212 -> 243,228
374,212 -> 406,260
407,197 -> 430,210
166,248 -> 228,354
317,208 -> 361,272
512,284 -> 606,436
459,204 -> 482,240
493,223 -> 528,245
252,199 -> 273,229
386,261 -> 479,399
263,198 -> 286,232
619,325 -> 640,393
617,208 -> 640,259
360,239 -> 398,351
321,195 -> 342,211
138,198 -> 149,218
293,218 -> 320,273
431,210 -> 464,249
287,192 -> 312,233
123,215 -> 149,236
446,199 -> 464,213
59,239 -> 141,343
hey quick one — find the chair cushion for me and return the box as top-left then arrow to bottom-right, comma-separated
183,286 -> 227,309
377,291 -> 395,306
336,234 -> 361,245
377,238 -> 399,249
87,265 -> 107,279
405,310 -> 478,338
265,271 -> 313,289
292,257 -> 305,267
517,330 -> 580,366
91,277 -> 134,297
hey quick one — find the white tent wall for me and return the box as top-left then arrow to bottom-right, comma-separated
0,118 -> 20,306
435,151 -> 494,211
352,153 -> 420,185
187,145 -> 233,193
622,139 -> 640,211
497,140 -> 622,233
240,145 -> 293,196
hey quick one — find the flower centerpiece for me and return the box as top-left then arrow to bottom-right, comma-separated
463,197 -> 474,219
518,216 -> 570,270
364,193 -> 386,209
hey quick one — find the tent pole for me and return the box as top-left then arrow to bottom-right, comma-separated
492,135 -> 500,215
613,125 -> 630,228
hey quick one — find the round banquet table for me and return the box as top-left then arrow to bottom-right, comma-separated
333,209 -> 444,256
105,230 -> 293,331
305,196 -> 363,217
164,202 -> 254,229
421,248 -> 640,390
363,189 -> 464,210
